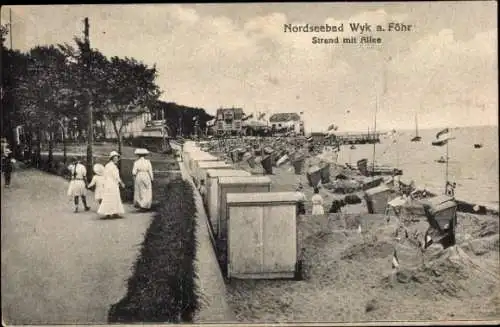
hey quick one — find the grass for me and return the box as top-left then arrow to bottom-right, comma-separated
48,143 -> 174,160
108,177 -> 200,323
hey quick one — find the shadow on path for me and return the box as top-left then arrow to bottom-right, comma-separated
1,169 -> 153,325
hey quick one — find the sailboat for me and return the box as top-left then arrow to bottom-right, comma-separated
474,143 -> 483,149
435,156 -> 448,164
410,113 -> 421,142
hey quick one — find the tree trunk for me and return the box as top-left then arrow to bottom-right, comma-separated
62,128 -> 67,165
48,129 -> 54,169
36,129 -> 42,169
118,131 -> 123,173
102,121 -> 107,140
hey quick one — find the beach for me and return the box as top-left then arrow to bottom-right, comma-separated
220,142 -> 500,323
336,125 -> 498,209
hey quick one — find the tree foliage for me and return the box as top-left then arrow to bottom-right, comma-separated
2,30 -> 212,162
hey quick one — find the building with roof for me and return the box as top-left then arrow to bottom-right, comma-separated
269,112 -> 305,135
102,110 -> 152,139
242,119 -> 271,136
213,107 -> 246,135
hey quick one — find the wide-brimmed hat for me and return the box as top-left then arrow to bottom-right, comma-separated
93,163 -> 105,175
109,151 -> 120,159
4,148 -> 12,154
134,148 -> 150,156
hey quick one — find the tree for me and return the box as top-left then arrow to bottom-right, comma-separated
154,101 -> 214,138
59,40 -> 161,171
16,45 -> 76,167
95,56 -> 161,167
1,24 -> 27,157
0,24 -> 8,47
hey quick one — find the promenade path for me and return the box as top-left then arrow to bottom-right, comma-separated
1,169 -> 153,325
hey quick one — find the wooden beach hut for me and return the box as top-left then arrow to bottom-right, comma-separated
196,161 -> 232,187
423,195 -> 458,248
226,192 -> 299,279
189,151 -> 219,178
364,184 -> 392,214
306,166 -> 322,188
217,176 -> 272,240
206,169 -> 252,236
320,163 -> 331,184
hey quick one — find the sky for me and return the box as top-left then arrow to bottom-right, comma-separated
1,2 -> 498,132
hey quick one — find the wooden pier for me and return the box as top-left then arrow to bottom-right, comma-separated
327,132 -> 382,145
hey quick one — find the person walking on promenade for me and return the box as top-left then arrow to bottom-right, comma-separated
311,187 -> 325,215
2,148 -> 15,188
87,163 -> 105,206
67,157 -> 91,213
132,148 -> 154,211
98,151 -> 125,219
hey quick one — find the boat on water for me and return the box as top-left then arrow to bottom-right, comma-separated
410,113 -> 422,142
435,156 -> 448,164
432,139 -> 450,146
474,143 -> 483,149
356,158 -> 403,176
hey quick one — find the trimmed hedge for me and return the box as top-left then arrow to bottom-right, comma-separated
108,177 -> 200,323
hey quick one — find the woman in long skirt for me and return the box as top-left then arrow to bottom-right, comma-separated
98,151 -> 125,218
132,148 -> 154,211
311,187 -> 325,215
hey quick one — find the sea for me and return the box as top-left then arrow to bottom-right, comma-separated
335,125 -> 499,210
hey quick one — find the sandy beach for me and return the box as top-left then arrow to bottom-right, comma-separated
222,162 -> 500,322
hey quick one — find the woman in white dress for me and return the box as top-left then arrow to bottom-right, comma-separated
98,151 -> 125,218
311,187 -> 325,215
132,148 -> 154,211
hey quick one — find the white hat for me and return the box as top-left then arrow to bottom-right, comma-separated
93,163 -> 105,175
134,148 -> 150,156
109,151 -> 120,158
4,148 -> 12,154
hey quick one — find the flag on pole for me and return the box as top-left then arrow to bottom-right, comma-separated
392,249 -> 400,269
242,114 -> 254,121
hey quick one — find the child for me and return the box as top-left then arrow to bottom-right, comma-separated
87,163 -> 105,206
198,179 -> 207,200
295,184 -> 306,215
311,187 -> 325,215
67,157 -> 91,213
